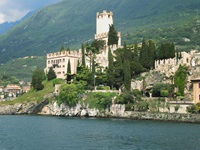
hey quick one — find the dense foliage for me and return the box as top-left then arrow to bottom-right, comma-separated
0,74 -> 19,86
84,92 -> 116,110
31,69 -> 45,91
58,82 -> 86,106
47,67 -> 57,81
174,65 -> 188,96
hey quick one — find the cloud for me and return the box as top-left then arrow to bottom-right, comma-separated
0,0 -> 60,23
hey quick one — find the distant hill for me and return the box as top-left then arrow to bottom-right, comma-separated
0,56 -> 45,82
0,11 -> 35,35
0,0 -> 200,63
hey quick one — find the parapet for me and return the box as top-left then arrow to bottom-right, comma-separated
46,50 -> 81,59
96,10 -> 113,18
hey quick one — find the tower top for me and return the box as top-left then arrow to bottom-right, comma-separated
96,10 -> 113,18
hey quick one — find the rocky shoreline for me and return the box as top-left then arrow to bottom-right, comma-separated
0,100 -> 200,123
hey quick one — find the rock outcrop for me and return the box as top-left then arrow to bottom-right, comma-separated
1,100 -> 200,123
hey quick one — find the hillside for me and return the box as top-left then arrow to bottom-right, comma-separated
0,56 -> 45,81
0,0 -> 200,63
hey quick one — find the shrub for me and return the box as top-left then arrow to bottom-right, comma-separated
58,82 -> 85,107
136,100 -> 149,111
160,90 -> 169,97
186,105 -> 196,114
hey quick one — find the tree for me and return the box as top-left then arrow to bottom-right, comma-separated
148,40 -> 156,69
139,38 -> 149,69
107,48 -> 115,89
47,67 -> 56,81
31,69 -> 45,91
174,65 -> 187,96
123,43 -> 131,91
60,46 -> 64,52
133,42 -> 139,62
58,83 -> 85,106
66,59 -> 71,83
108,24 -> 118,46
91,40 -> 105,53
67,59 -> 71,74
113,48 -> 124,89
81,43 -> 86,67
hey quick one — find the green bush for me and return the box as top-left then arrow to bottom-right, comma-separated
136,100 -> 149,111
186,105 -> 196,114
58,82 -> 85,107
160,90 -> 169,97
84,92 -> 116,110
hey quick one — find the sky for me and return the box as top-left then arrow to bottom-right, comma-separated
0,0 -> 61,24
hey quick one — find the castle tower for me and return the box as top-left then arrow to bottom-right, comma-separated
95,10 -> 121,47
96,10 -> 113,35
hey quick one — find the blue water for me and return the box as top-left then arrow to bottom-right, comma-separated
0,116 -> 200,150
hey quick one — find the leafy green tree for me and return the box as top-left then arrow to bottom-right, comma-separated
31,69 -> 45,91
174,65 -> 187,96
130,61 -> 146,77
58,83 -> 85,106
47,67 -> 56,81
91,40 -> 105,53
108,24 -> 118,46
81,44 -> 86,67
152,83 -> 173,97
107,48 -> 114,89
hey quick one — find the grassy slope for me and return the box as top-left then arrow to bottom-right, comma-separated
0,0 -> 200,63
0,79 -> 65,105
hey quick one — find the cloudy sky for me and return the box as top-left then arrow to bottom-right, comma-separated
0,0 -> 61,24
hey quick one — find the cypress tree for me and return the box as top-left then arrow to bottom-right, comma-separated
81,43 -> 86,67
148,40 -> 156,69
139,38 -> 149,69
47,67 -> 57,81
67,59 -> 71,74
66,59 -> 71,83
133,42 -> 139,62
123,43 -> 131,91
107,48 -> 114,89
108,24 -> 118,46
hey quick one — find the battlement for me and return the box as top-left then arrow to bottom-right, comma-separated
96,10 -> 113,18
95,32 -> 108,40
47,49 -> 81,59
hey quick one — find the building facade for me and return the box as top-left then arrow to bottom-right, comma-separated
191,78 -> 200,104
45,50 -> 81,79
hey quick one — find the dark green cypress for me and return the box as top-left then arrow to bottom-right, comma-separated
107,48 -> 115,89
67,59 -> 71,74
81,44 -> 86,67
108,24 -> 118,46
123,43 -> 131,91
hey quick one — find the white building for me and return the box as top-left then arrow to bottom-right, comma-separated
45,10 -> 121,79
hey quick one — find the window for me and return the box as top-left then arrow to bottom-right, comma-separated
198,83 -> 200,88
199,94 -> 200,101
63,59 -> 65,62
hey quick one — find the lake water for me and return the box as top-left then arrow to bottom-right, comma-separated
0,115 -> 200,150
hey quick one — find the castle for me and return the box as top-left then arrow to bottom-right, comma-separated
45,10 -> 121,79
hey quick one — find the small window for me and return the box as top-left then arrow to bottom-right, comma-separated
198,83 -> 200,88
199,94 -> 200,101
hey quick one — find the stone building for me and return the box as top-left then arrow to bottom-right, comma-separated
191,78 -> 200,104
45,10 -> 121,78
92,10 -> 121,69
45,50 -> 82,79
